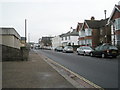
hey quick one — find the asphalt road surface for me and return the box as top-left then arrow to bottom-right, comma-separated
35,49 -> 119,88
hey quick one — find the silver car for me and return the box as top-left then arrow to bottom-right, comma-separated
63,46 -> 73,53
77,46 -> 93,55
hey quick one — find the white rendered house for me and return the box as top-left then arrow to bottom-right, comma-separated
61,29 -> 79,46
52,35 -> 62,49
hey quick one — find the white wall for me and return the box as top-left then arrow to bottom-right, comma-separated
61,36 -> 79,46
52,35 -> 62,49
70,36 -> 79,45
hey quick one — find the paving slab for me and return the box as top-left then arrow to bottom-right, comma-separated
2,50 -> 74,88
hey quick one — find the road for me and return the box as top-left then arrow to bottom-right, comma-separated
35,49 -> 119,88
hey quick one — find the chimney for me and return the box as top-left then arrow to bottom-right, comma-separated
91,16 -> 95,21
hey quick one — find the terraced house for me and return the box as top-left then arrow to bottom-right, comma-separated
108,4 -> 120,49
78,17 -> 110,48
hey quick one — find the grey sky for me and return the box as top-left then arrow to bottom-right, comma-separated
0,0 -> 119,42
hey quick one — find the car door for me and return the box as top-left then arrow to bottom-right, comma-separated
78,47 -> 82,54
80,47 -> 83,54
94,46 -> 101,56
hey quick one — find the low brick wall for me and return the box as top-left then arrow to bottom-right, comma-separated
20,47 -> 29,61
1,44 -> 29,61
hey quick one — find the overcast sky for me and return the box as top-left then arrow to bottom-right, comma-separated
0,0 -> 119,43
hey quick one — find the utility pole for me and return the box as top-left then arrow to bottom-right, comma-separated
25,19 -> 27,43
28,33 -> 30,43
104,10 -> 107,43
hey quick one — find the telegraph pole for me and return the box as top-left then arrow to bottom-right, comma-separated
25,19 -> 27,43
28,33 -> 30,43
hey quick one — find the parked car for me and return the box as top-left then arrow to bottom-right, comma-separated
77,46 -> 94,55
90,44 -> 119,58
54,46 -> 63,52
63,46 -> 73,53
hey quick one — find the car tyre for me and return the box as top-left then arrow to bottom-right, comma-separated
112,56 -> 117,58
101,53 -> 106,58
83,52 -> 86,56
90,53 -> 93,57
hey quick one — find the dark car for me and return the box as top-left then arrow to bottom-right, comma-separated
90,44 -> 119,58
54,46 -> 63,52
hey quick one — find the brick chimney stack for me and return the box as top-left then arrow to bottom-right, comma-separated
91,16 -> 95,21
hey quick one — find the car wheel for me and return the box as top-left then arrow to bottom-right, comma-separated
83,52 -> 86,56
101,53 -> 106,58
90,53 -> 93,57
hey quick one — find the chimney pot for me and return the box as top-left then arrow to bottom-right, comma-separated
91,16 -> 95,20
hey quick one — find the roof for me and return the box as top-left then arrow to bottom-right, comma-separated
0,27 -> 21,39
84,18 -> 108,29
41,37 -> 53,41
60,29 -> 79,37
76,23 -> 83,32
115,5 -> 120,11
70,29 -> 79,36
108,4 -> 120,23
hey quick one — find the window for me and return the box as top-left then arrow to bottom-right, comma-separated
62,37 -> 63,41
79,30 -> 85,37
86,39 -> 92,46
95,46 -> 100,51
69,36 -> 70,40
65,36 -> 67,40
114,18 -> 120,30
85,29 -> 92,36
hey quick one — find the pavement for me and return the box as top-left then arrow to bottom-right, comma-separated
2,50 -> 75,88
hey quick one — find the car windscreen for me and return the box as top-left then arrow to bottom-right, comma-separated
84,47 -> 93,50
109,46 -> 118,50
67,46 -> 73,49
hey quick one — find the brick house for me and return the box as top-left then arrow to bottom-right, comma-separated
76,22 -> 83,32
108,4 -> 120,48
79,17 -> 110,48
99,18 -> 111,44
